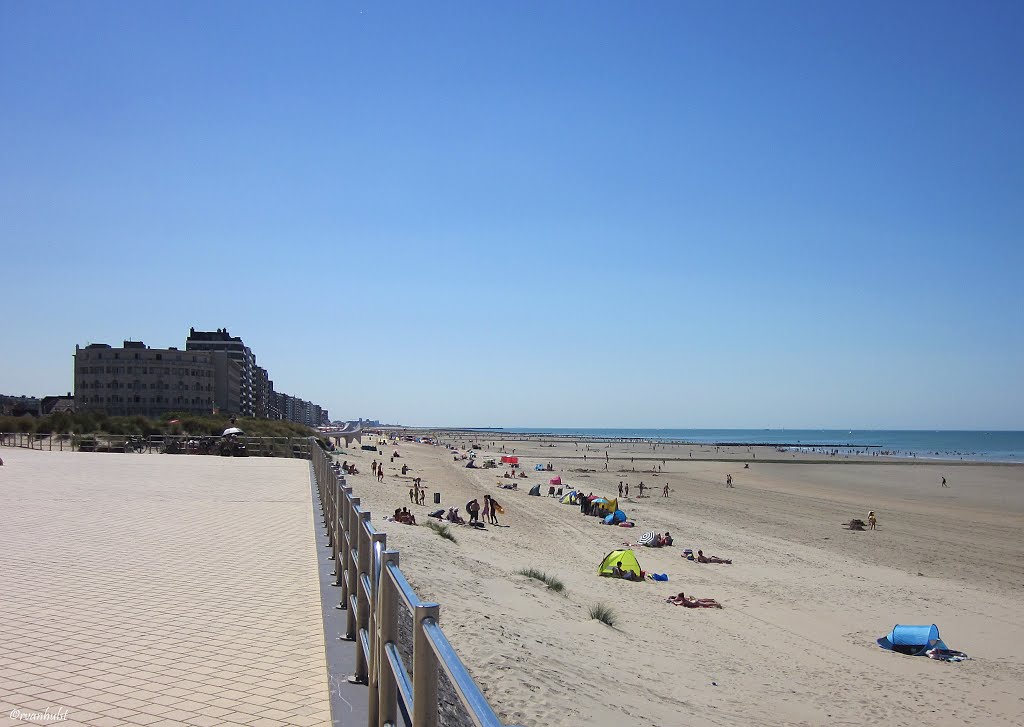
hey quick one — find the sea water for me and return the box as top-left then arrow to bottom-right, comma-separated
500,429 -> 1024,463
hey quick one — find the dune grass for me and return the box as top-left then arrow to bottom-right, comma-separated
515,567 -> 565,593
425,521 -> 457,543
588,602 -> 617,627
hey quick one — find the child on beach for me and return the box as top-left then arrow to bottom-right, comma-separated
868,511 -> 877,530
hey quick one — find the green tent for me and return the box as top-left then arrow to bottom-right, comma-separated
597,549 -> 642,578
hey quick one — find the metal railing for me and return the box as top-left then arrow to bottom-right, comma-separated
0,431 -> 316,459
312,445 -> 516,727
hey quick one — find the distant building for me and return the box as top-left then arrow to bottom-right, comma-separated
185,328 -> 256,417
68,328 -> 330,424
40,393 -> 75,415
74,342 -> 216,417
254,366 -> 271,419
1,395 -> 42,417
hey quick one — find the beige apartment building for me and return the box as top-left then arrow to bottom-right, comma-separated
74,341 -> 238,417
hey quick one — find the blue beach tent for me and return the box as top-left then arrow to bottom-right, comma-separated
604,509 -> 627,525
877,624 -> 945,655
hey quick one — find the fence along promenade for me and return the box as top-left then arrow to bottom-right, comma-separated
312,444 -> 517,727
0,431 -> 314,457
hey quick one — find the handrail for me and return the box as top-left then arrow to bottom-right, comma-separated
311,445 -> 518,727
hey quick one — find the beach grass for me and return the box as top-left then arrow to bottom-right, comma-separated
425,521 -> 457,543
515,567 -> 565,593
589,602 -> 617,627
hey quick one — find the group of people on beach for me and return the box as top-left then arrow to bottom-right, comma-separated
391,507 -> 417,525
409,478 -> 426,506
614,480 -> 673,499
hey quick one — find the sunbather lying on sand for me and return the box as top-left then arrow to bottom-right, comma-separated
666,592 -> 723,608
696,550 -> 732,564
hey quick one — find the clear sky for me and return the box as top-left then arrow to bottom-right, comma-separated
2,1 -> 1022,429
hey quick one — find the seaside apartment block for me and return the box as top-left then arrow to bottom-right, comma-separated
74,342 -> 218,417
73,328 -> 329,425
185,328 -> 256,417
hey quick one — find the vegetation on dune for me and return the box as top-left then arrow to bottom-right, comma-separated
515,567 -> 565,593
425,521 -> 458,543
0,411 -> 318,439
588,602 -> 617,627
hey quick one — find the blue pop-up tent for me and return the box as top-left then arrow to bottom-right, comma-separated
877,624 -> 945,655
604,509 -> 627,525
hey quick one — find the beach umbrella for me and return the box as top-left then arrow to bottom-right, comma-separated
637,531 -> 656,545
222,427 -> 244,436
592,498 -> 607,504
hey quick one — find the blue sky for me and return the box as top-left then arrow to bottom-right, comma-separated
2,1 -> 1022,428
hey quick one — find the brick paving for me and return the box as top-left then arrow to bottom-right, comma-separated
0,449 -> 332,727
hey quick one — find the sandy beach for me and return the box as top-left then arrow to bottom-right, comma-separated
345,433 -> 1024,727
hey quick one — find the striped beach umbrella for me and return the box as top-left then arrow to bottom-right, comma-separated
637,531 -> 656,545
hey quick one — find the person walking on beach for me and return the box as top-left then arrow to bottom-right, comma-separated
377,466 -> 384,483
466,498 -> 480,524
486,495 -> 500,525
638,482 -> 645,498
663,483 -> 670,497
371,460 -> 378,476
941,475 -> 948,487
867,511 -> 877,530
618,482 -> 623,497
726,474 -> 733,488
624,483 -> 629,497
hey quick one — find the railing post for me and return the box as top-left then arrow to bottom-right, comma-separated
336,484 -> 351,587
344,501 -> 362,635
376,552 -> 399,727
342,496 -> 359,613
324,468 -> 335,550
366,532 -> 386,724
413,603 -> 441,727
353,510 -> 373,683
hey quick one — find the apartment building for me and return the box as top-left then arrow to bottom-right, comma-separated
74,342 -> 217,417
185,328 -> 256,417
71,328 -> 329,424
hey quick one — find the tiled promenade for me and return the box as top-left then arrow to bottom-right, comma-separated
0,449 -> 332,727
